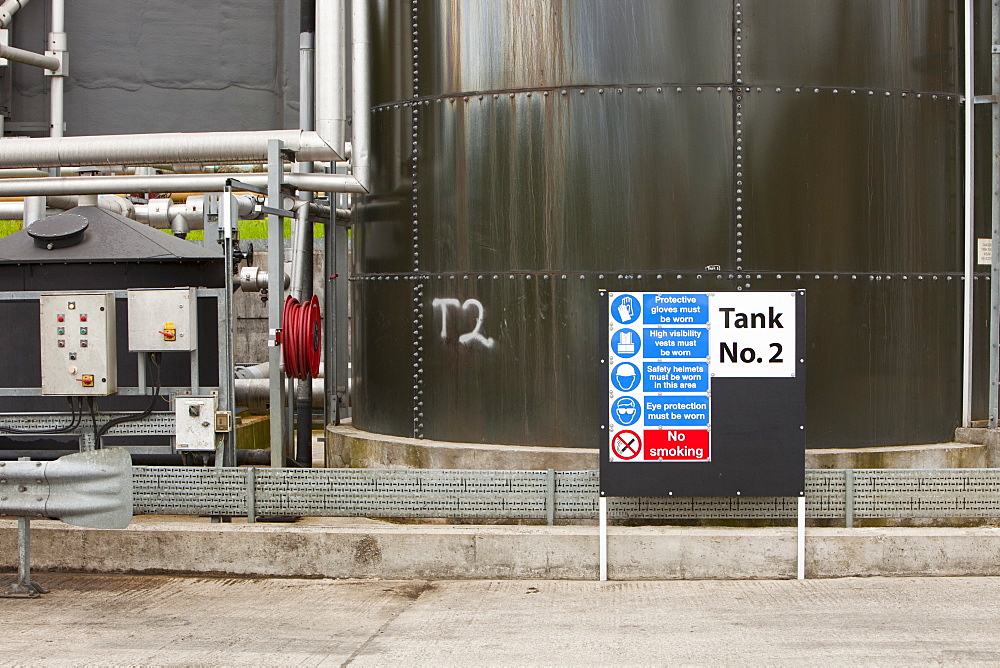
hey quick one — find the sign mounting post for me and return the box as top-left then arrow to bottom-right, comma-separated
599,290 -> 806,580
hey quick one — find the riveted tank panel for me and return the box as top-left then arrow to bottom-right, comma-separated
354,0 -> 981,448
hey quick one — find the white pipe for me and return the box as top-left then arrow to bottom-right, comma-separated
0,0 -> 31,29
351,0 -> 371,191
0,194 -> 135,219
963,0 -> 975,427
22,196 -> 44,224
0,201 -> 22,218
0,171 -> 365,196
0,130 -> 342,169
0,167 -> 151,178
49,75 -> 63,136
292,16 -> 316,303
0,44 -> 58,69
49,0 -> 61,31
315,0 -> 345,154
48,0 -> 65,144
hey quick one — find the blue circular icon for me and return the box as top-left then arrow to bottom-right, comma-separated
611,294 -> 641,325
611,362 -> 641,392
611,328 -> 639,358
612,396 -> 641,426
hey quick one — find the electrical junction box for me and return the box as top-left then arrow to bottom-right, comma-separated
126,288 -> 197,352
39,292 -> 117,396
174,395 -> 218,451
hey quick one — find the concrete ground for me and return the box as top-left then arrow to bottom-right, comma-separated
0,574 -> 998,665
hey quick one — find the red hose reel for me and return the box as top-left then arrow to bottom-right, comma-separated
281,295 -> 322,380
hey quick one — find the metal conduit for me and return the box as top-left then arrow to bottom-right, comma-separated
0,44 -> 58,70
315,0 -> 345,154
0,130 -> 342,169
0,172 -> 365,197
351,0 -> 371,190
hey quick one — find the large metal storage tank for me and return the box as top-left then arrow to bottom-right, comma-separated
354,0 -> 984,449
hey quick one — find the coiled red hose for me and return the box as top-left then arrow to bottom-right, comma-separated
282,294 -> 322,380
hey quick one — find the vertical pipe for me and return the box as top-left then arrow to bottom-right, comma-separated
963,0 -> 976,427
990,0 -> 1000,428
48,0 -> 63,141
351,0 -> 371,190
23,196 -> 44,224
292,0 -> 317,467
324,193 -> 337,436
315,0 -> 345,153
267,140 -> 286,468
293,207 -> 314,467
220,194 -> 237,467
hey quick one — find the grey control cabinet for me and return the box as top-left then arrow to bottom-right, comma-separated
39,292 -> 117,396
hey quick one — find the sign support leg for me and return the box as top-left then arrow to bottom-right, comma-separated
796,494 -> 806,580
599,495 -> 608,581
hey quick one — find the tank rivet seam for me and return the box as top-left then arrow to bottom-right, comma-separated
411,0 -> 422,439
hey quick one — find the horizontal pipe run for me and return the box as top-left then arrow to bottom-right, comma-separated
0,450 -> 272,466
0,43 -> 59,70
0,201 -> 23,218
0,172 -> 365,197
0,130 -> 343,169
237,378 -> 324,415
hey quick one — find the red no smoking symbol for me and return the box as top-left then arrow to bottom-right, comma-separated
611,430 -> 641,460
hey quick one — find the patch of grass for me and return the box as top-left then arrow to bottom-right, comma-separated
0,220 -> 22,237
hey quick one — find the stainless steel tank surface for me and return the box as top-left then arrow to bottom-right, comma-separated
354,0 -> 985,449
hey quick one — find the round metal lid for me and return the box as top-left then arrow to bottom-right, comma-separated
26,213 -> 89,249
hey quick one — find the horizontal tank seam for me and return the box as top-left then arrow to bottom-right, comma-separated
371,84 -> 964,111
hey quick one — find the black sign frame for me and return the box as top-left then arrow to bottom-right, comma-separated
599,290 -> 805,498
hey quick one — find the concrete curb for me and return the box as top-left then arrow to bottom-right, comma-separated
2,520 -> 999,580
327,423 -> 1000,470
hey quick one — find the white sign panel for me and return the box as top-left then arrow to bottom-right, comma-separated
979,238 -> 992,266
708,292 -> 797,378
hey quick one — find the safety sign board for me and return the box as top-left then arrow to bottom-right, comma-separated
601,290 -> 805,498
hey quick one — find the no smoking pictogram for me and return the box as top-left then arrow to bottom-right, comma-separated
611,430 -> 642,460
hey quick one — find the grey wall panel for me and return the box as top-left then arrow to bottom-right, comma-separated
741,0 -> 961,93
741,90 -> 962,274
6,0 -> 298,136
415,88 -> 733,273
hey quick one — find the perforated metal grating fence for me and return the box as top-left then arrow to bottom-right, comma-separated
131,467 -> 1000,525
